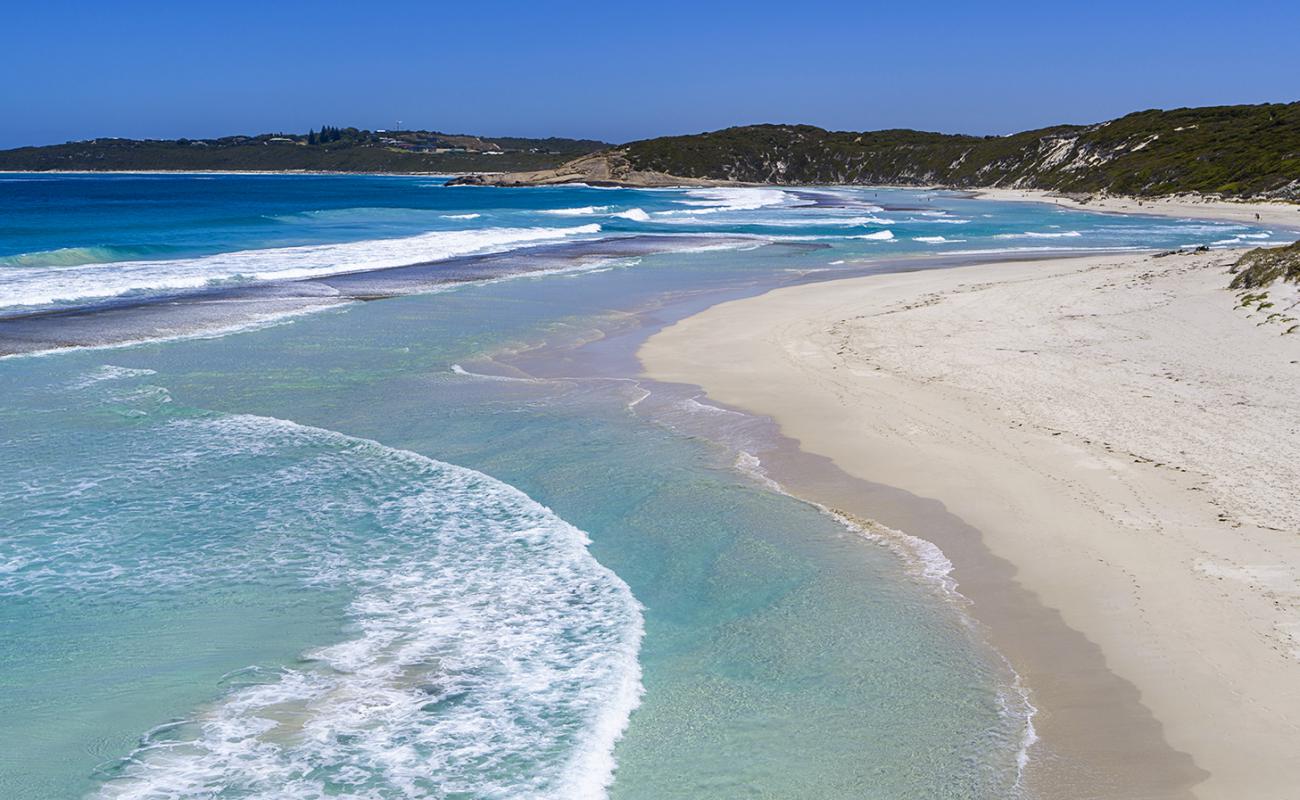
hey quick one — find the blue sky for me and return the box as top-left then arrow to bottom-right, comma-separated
3,0 -> 1297,148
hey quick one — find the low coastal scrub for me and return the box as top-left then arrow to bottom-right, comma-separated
1229,241 -> 1300,289
1230,241 -> 1300,333
0,130 -> 608,173
9,103 -> 1299,199
622,102 -> 1300,200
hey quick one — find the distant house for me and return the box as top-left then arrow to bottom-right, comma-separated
267,137 -> 293,143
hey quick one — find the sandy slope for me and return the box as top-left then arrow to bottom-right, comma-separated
641,249 -> 1300,799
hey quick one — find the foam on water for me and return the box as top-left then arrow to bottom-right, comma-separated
993,230 -> 1083,239
1,370 -> 643,799
540,207 -> 654,222
914,235 -> 966,244
609,208 -> 650,222
449,363 -> 543,382
0,225 -> 602,311
1211,232 -> 1274,245
655,187 -> 797,216
65,363 -> 159,388
718,214 -> 899,228
540,206 -> 610,216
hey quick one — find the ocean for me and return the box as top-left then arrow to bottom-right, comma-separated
0,173 -> 1286,798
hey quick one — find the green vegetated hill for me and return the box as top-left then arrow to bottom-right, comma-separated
0,128 -> 608,173
451,102 -> 1298,198
9,103 -> 1300,197
621,103 -> 1300,198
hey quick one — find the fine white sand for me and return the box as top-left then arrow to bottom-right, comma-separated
641,248 -> 1300,799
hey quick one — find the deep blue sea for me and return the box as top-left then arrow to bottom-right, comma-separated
0,174 -> 1289,799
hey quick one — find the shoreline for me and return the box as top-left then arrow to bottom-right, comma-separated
640,248 -> 1300,798
970,186 -> 1300,229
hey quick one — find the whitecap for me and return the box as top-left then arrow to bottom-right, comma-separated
0,225 -> 603,311
992,231 -> 1083,240
540,206 -> 609,216
913,236 -> 966,244
656,187 -> 796,216
609,208 -> 651,222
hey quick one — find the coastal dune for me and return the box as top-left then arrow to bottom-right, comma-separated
640,249 -> 1300,798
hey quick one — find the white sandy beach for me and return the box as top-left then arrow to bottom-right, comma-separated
641,247 -> 1300,798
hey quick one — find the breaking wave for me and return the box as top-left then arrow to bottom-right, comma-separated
0,224 -> 602,311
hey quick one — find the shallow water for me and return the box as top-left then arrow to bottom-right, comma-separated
0,176 -> 1287,798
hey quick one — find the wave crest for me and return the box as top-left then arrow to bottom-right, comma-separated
4,396 -> 646,800
0,225 -> 602,311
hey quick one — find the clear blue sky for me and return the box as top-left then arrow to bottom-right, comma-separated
3,0 -> 1297,148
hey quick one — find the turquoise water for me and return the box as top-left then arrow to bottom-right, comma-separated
0,175 -> 1289,798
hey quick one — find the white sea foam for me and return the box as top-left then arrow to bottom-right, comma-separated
851,230 -> 895,240
908,217 -> 972,225
733,451 -> 785,493
65,364 -> 158,389
736,214 -> 899,227
610,208 -> 651,222
913,236 -> 966,244
1211,232 -> 1274,245
0,225 -> 602,311
655,187 -> 795,216
449,363 -> 539,382
681,395 -> 746,418
540,206 -> 610,216
441,213 -> 481,220
943,245 -> 1144,256
993,230 -> 1083,240
28,412 -> 647,799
